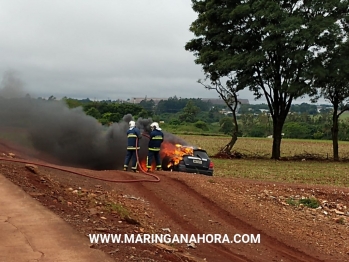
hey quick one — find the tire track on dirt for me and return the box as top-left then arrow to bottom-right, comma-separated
118,172 -> 253,262
168,176 -> 326,262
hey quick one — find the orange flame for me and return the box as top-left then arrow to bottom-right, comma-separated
138,141 -> 194,171
160,142 -> 194,168
139,155 -> 156,171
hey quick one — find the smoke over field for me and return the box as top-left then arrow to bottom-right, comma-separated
0,72 -> 187,170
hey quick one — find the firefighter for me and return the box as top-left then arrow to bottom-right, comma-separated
146,122 -> 164,171
123,120 -> 141,172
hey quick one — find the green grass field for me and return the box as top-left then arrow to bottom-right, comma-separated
179,135 -> 349,187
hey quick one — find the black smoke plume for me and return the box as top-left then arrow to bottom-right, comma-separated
0,72 -> 188,170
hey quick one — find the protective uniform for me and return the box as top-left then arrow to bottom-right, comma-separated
123,121 -> 141,172
146,122 -> 164,171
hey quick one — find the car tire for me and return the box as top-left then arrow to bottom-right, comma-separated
161,156 -> 172,171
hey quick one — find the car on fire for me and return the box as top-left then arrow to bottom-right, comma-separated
161,145 -> 214,176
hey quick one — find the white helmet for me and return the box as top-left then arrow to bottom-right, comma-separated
150,122 -> 161,130
129,120 -> 136,128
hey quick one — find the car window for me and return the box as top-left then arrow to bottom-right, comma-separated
194,150 -> 209,159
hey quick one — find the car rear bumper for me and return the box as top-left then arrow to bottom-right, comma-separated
177,165 -> 213,176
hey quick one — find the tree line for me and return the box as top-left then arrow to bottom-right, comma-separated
59,96 -> 349,142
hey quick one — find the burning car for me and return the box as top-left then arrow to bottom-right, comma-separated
160,143 -> 214,176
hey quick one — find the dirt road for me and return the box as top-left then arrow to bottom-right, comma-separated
0,141 -> 349,261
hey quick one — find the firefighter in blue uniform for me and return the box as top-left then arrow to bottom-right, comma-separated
147,122 -> 164,171
123,120 -> 141,172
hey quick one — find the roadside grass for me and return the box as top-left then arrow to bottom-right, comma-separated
105,202 -> 130,218
179,135 -> 349,187
286,197 -> 321,208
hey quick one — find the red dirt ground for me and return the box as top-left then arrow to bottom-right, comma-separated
1,140 -> 349,262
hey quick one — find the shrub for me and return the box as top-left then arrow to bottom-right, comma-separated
283,122 -> 311,139
286,197 -> 320,208
299,198 -> 320,208
194,120 -> 209,131
169,119 -> 181,125
313,131 -> 324,140
286,198 -> 298,206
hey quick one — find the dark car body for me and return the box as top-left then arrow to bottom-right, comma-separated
163,147 -> 214,176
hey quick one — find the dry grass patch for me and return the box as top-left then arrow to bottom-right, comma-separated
179,135 -> 349,187
211,158 -> 349,187
180,135 -> 349,159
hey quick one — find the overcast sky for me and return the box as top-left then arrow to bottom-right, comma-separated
0,0 -> 325,104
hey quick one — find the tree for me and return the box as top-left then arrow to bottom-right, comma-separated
185,0 -> 349,159
156,96 -> 184,114
85,107 -> 101,119
194,120 -> 209,131
138,109 -> 151,119
101,112 -> 121,123
139,99 -> 155,112
179,100 -> 200,123
315,110 -> 333,139
62,97 -> 84,109
199,75 -> 240,154
219,117 -> 234,135
207,106 -> 221,122
258,112 -> 272,135
311,41 -> 349,160
283,122 -> 311,139
240,112 -> 258,133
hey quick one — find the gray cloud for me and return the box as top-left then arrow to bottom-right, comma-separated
0,0 -> 326,104
0,0 -> 214,100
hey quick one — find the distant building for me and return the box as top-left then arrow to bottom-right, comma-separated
132,97 -> 165,104
201,98 -> 249,105
316,105 -> 334,113
259,109 -> 269,113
